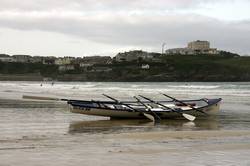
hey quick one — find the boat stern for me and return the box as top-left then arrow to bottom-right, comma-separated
204,98 -> 222,115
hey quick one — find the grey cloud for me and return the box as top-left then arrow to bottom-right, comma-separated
0,0 -> 249,54
0,0 -> 216,11
0,10 -> 249,54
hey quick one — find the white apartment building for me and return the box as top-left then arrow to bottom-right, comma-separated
188,40 -> 210,50
165,40 -> 219,55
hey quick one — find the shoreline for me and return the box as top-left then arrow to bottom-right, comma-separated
1,74 -> 250,82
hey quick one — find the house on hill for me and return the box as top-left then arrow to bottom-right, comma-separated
78,56 -> 112,69
58,64 -> 75,71
115,50 -> 154,62
12,55 -> 32,63
165,40 -> 219,55
0,54 -> 14,62
55,57 -> 74,65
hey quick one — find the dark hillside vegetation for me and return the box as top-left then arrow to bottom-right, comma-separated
1,55 -> 250,81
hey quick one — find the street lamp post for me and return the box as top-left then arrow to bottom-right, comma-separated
162,43 -> 166,55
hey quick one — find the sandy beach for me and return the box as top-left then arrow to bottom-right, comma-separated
1,82 -> 250,165
1,128 -> 250,166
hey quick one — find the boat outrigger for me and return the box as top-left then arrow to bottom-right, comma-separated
23,94 -> 222,122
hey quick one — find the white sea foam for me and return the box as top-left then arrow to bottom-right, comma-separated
167,85 -> 220,89
1,81 -> 250,102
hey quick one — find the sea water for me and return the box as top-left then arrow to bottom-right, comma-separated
0,81 -> 250,166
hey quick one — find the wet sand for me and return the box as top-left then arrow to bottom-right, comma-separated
1,81 -> 250,166
115,130 -> 250,141
1,128 -> 250,166
1,105 -> 250,166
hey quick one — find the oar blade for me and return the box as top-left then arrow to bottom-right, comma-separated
135,96 -> 161,122
182,113 -> 196,121
143,113 -> 155,122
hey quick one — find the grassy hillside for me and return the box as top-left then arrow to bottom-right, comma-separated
109,55 -> 250,81
0,62 -> 58,76
1,55 -> 250,81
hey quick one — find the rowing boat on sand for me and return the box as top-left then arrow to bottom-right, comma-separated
23,94 -> 222,122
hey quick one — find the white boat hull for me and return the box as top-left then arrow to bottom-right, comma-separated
70,100 -> 221,119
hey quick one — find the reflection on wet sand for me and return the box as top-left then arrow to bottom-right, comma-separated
68,118 -> 219,134
69,119 -> 154,134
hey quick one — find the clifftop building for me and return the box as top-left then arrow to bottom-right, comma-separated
165,40 -> 219,55
188,40 -> 210,50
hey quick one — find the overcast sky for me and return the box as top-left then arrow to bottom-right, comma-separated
0,0 -> 250,57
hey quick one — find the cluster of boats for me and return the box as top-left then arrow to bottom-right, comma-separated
24,94 -> 222,122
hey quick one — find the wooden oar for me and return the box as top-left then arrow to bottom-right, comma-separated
138,95 -> 196,121
22,95 -> 102,104
22,95 -> 69,101
161,93 -> 207,115
134,96 -> 161,123
102,94 -> 155,122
